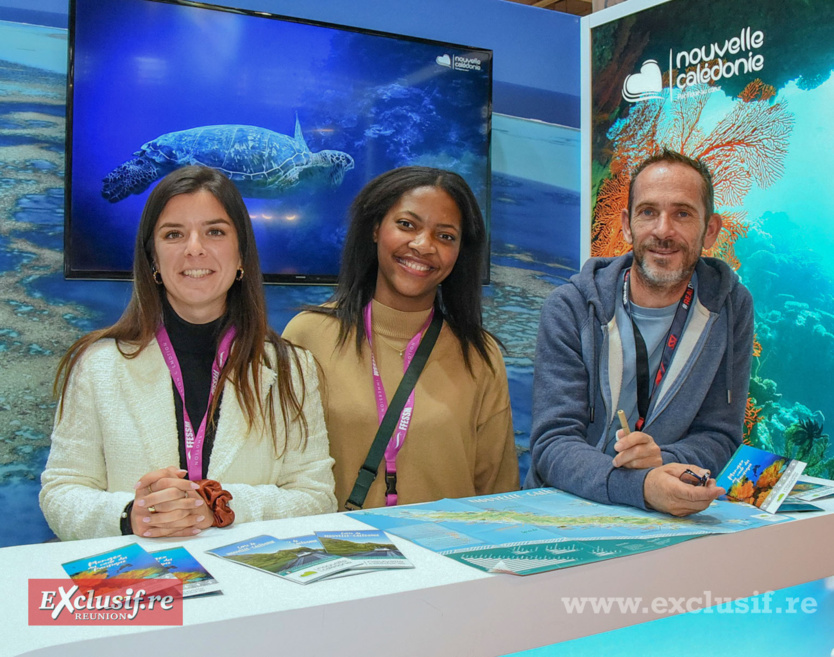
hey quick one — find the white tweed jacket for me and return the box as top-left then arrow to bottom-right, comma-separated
40,338 -> 336,540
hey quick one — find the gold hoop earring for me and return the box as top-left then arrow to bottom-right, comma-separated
236,267 -> 244,282
152,265 -> 163,285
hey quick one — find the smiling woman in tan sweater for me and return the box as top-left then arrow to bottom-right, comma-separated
284,166 -> 519,510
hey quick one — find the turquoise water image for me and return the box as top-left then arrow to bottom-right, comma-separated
595,81 -> 834,476
733,77 -> 834,474
0,20 -> 65,74
638,81 -> 834,473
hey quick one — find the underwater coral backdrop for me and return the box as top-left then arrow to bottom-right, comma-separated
590,0 -> 834,476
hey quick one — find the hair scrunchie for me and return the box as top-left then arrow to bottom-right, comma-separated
195,479 -> 235,527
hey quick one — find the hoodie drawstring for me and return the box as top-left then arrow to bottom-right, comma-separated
724,293 -> 734,405
588,301 -> 597,424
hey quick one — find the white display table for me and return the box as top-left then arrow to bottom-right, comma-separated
3,494 -> 833,657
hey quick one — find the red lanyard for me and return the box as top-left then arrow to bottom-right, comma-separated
363,303 -> 433,506
156,325 -> 236,480
622,269 -> 694,430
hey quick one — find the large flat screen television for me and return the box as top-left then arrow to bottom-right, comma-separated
65,0 -> 492,283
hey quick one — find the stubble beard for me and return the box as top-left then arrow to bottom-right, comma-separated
632,237 -> 701,293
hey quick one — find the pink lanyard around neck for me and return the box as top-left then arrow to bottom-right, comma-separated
363,302 -> 433,506
156,325 -> 236,481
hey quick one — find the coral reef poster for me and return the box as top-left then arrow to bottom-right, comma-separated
589,0 -> 834,477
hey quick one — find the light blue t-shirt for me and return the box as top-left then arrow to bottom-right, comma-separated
603,272 -> 698,455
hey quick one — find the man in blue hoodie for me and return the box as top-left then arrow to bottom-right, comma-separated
525,150 -> 753,516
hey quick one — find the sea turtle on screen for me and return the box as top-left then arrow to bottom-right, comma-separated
101,116 -> 354,202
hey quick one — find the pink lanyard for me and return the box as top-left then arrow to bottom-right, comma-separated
363,302 -> 433,506
156,325 -> 236,481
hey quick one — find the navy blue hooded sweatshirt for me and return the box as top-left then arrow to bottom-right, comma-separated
524,253 -> 754,510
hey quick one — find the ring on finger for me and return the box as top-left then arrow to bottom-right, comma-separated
148,505 -> 157,514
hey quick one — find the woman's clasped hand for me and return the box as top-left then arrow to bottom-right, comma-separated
130,467 -> 210,538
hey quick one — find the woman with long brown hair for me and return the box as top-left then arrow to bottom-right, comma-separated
40,166 -> 336,540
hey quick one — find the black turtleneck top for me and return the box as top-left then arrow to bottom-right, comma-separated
161,299 -> 226,478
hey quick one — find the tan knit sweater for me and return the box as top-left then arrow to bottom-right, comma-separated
283,300 -> 519,510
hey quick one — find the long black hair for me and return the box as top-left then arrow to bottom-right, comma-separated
311,166 -> 495,372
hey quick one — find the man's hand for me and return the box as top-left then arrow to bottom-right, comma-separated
131,466 -> 209,538
613,429 -> 662,469
643,463 -> 725,517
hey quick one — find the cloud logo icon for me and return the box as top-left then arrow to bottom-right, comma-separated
436,54 -> 451,68
622,60 -> 663,103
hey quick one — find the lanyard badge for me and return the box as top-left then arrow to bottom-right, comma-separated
363,303 -> 433,506
156,325 -> 236,481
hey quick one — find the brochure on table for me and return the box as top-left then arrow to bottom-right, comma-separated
207,530 -> 414,584
150,546 -> 222,597
62,542 -> 179,598
789,479 -> 834,502
716,444 -> 806,513
314,529 -> 413,570
62,542 -> 221,598
207,534 -> 355,584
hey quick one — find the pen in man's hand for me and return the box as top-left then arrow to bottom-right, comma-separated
617,409 -> 630,440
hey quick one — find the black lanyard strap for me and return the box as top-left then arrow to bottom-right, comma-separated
623,269 -> 694,431
345,311 -> 443,511
631,316 -> 651,429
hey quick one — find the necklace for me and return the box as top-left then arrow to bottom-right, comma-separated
374,333 -> 408,357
